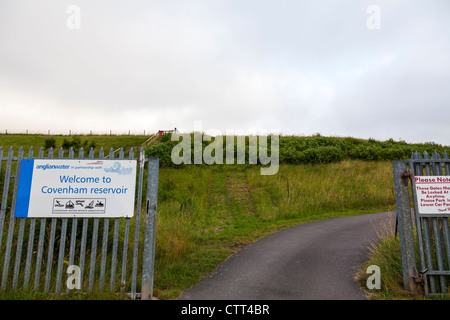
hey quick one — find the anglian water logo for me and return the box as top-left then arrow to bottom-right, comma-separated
104,162 -> 133,175
36,164 -> 71,170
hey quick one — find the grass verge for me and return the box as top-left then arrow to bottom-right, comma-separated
355,227 -> 450,300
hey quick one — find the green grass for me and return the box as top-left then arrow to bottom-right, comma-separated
0,289 -> 131,300
356,226 -> 450,300
0,133 -> 436,300
152,161 -> 397,299
0,213 -> 146,299
354,221 -> 415,300
0,133 -> 151,156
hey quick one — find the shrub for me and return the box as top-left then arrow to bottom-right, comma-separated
61,136 -> 96,152
146,141 -> 179,167
302,146 -> 345,164
145,134 -> 449,166
44,138 -> 56,150
349,145 -> 383,161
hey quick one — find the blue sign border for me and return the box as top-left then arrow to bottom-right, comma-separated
15,159 -> 35,218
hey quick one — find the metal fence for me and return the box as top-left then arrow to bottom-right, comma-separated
0,146 -> 159,299
393,151 -> 450,296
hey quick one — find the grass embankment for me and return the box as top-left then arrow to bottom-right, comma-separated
1,133 -> 449,299
153,161 -> 396,299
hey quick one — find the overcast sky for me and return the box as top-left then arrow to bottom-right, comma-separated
1,1 -> 450,145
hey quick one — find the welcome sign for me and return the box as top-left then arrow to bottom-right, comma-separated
16,159 -> 137,218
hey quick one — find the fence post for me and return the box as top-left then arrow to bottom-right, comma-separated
141,157 -> 159,300
392,160 -> 419,292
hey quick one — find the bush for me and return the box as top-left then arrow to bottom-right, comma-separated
44,138 -> 56,150
146,141 -> 179,167
302,146 -> 345,164
349,145 -> 382,161
145,134 -> 449,167
61,136 -> 96,152
280,148 -> 305,164
380,147 -> 409,160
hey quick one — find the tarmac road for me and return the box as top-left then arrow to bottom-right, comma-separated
179,211 -> 396,300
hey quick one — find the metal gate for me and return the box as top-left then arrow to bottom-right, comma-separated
0,146 -> 159,299
393,151 -> 450,296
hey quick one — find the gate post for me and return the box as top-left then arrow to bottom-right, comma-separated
392,160 -> 419,292
141,157 -> 159,300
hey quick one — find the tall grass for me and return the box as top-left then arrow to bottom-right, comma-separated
0,134 -> 408,299
1,160 -> 398,300
246,160 -> 396,221
0,213 -> 146,298
151,161 -> 397,299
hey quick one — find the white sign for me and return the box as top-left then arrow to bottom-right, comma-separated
414,176 -> 450,214
16,159 -> 137,218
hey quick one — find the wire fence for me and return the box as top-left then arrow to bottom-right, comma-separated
1,129 -> 155,136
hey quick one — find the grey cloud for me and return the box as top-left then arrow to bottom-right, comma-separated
0,1 -> 449,144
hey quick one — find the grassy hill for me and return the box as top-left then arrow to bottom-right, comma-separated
1,132 -> 447,163
1,133 -> 448,299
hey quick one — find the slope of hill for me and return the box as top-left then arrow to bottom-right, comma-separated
146,133 -> 449,167
0,133 -> 447,299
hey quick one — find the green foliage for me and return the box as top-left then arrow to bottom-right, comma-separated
302,146 -> 345,163
146,140 -> 178,167
0,133 -> 148,156
159,133 -> 172,143
61,136 -> 96,151
152,160 -> 399,299
145,134 -> 449,167
44,137 -> 56,150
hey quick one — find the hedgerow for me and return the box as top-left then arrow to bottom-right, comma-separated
146,134 -> 449,167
